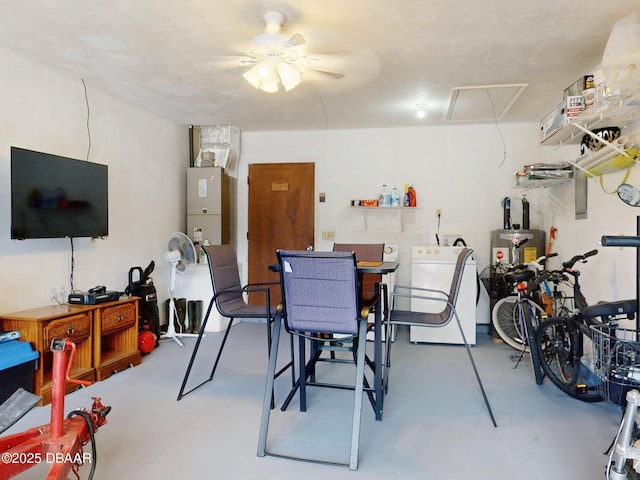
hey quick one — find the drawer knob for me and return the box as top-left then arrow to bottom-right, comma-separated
117,312 -> 124,322
66,324 -> 75,336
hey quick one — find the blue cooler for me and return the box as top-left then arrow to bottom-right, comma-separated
0,340 -> 39,404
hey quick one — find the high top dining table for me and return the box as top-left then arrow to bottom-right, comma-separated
269,259 -> 399,421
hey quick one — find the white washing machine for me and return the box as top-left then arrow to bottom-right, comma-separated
409,245 -> 476,345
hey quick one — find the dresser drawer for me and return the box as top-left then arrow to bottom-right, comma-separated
101,303 -> 136,334
44,313 -> 91,346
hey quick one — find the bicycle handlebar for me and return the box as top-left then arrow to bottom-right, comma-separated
562,249 -> 598,269
601,235 -> 640,248
528,252 -> 559,272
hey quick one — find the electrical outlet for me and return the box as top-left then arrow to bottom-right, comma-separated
322,231 -> 335,241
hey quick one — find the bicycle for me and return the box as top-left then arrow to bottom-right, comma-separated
535,249 -> 636,403
593,233 -> 640,480
494,266 -> 546,384
0,337 -> 111,480
491,253 -> 556,351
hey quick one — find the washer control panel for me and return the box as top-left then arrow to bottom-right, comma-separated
411,245 -> 465,260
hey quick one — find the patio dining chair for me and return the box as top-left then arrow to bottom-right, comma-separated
257,250 -> 380,470
177,244 -> 293,402
332,243 -> 384,302
384,247 -> 497,427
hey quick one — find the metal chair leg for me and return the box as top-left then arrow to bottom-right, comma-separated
257,317 -> 282,457
177,299 -> 215,400
454,312 -> 497,428
349,319 -> 367,470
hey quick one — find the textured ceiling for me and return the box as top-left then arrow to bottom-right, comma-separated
0,0 -> 638,131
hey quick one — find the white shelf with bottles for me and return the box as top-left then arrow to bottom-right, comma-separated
540,68 -> 640,176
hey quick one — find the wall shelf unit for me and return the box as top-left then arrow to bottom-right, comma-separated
541,69 -> 640,148
540,69 -> 640,177
513,175 -> 571,213
351,206 -> 420,232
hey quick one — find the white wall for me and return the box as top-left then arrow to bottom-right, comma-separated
237,124 -> 540,289
0,48 -> 187,315
237,123 -> 640,311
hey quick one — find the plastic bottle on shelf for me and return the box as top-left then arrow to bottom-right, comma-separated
391,187 -> 401,207
378,185 -> 391,207
408,185 -> 417,207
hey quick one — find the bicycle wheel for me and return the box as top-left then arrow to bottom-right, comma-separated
536,317 -> 604,402
492,296 -> 546,352
520,300 -> 544,385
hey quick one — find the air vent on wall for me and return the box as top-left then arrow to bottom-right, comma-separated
446,84 -> 528,122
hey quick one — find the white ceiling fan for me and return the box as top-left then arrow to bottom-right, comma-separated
235,10 -> 345,93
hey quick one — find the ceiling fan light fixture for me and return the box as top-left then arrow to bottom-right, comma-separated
277,62 -> 302,91
243,57 -> 302,93
240,10 -> 316,93
242,65 -> 263,90
261,79 -> 279,93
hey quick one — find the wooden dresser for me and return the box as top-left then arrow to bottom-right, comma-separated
93,297 -> 141,381
0,297 -> 141,405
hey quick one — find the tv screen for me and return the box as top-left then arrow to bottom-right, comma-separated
10,147 -> 109,239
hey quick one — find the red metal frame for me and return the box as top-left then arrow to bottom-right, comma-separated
0,338 -> 110,480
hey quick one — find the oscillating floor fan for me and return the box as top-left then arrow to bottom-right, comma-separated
161,232 -> 199,346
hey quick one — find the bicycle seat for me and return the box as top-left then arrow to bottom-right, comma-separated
583,299 -> 636,321
503,269 -> 535,284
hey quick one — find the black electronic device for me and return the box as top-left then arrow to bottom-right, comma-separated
10,146 -> 109,240
68,290 -> 120,305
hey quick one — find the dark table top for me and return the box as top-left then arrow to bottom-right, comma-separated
269,261 -> 399,274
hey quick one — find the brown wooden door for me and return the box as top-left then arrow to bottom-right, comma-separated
248,162 -> 314,305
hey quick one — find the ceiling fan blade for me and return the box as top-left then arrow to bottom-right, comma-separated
306,65 -> 344,79
211,55 -> 258,69
283,33 -> 305,48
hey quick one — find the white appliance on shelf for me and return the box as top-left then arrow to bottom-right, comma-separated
409,245 -> 476,345
174,263 -> 237,333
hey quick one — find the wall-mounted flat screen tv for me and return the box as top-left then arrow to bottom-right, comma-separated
10,147 -> 109,239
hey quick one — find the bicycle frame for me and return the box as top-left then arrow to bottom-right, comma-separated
0,338 -> 110,480
505,270 -> 544,384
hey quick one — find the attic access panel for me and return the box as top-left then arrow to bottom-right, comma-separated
446,84 -> 528,122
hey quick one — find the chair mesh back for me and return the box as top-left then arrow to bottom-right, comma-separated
277,250 -> 360,335
204,244 -> 245,314
445,247 -> 473,316
333,243 -> 384,301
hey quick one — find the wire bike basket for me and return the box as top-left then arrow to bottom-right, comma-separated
591,324 -> 640,405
